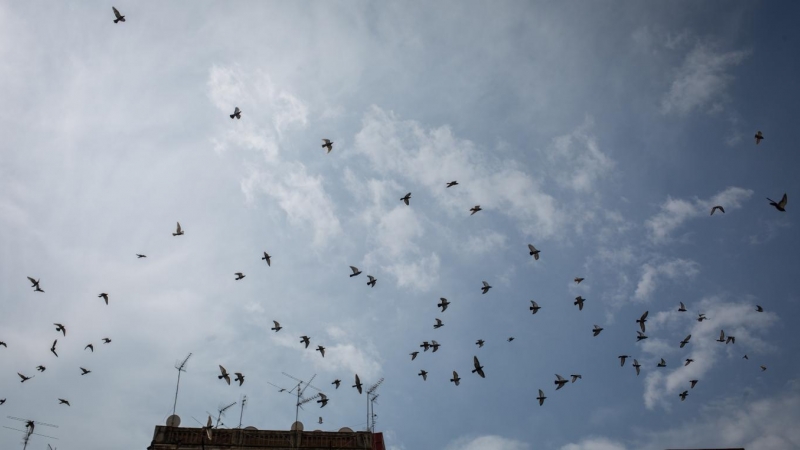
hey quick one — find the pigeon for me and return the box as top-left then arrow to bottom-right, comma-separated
574,296 -> 585,311
420,341 -> 431,352
637,311 -> 649,333
697,313 -> 708,322
50,340 -> 58,357
136,254 -> 147,258
0,399 -> 5,405
80,367 -> 91,375
657,358 -> 666,367
112,6 -> 125,23
321,139 -> 333,153
318,417 -> 323,424
332,379 -> 341,389
54,323 -> 66,336
710,206 -> 725,215
690,380 -> 698,389
234,273 -> 245,280
619,355 -> 630,367
173,222 -> 184,236
726,336 -> 736,344
400,193 -> 411,205
234,373 -> 245,386
230,107 -> 241,119
481,281 -> 492,294
469,205 -> 482,215
0,341 -> 6,348
679,390 -> 688,401
475,340 -> 485,348
507,337 -> 515,342
317,393 -> 328,407
450,371 -> 460,386
218,365 -> 231,385
353,374 -> 363,394
554,374 -> 568,390
349,266 -> 362,277
632,359 -> 641,375
98,293 -> 109,305
678,302 -> 687,312
418,370 -> 428,381
203,415 -> 213,441
58,398 -> 70,406
754,130 -> 764,144
271,321 -> 282,332
685,359 -> 694,366
767,193 -> 788,212
537,389 -> 546,406
367,275 -> 377,287
27,277 -> 41,289
262,252 -> 271,266
438,298 -> 450,312
36,366 -> 45,372
756,305 -> 764,312
410,352 -> 419,361
760,366 -> 767,371
434,318 -> 444,329
743,355 -> 749,360
300,336 -> 311,348
570,374 -> 582,383
528,244 -> 541,260
472,356 -> 485,378
716,330 -> 726,343
85,344 -> 94,352
529,300 -> 541,314
446,181 -> 458,188
637,331 -> 648,341
593,325 -> 604,336
431,341 -> 441,352
34,285 -> 44,293
102,338 -> 111,344
680,335 -> 691,348
574,277 -> 584,284
317,345 -> 326,357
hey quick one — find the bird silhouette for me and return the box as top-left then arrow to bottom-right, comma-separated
679,391 -> 688,401
332,379 -> 341,389
469,205 -> 482,215
574,277 -> 584,284
36,366 -> 45,372
446,181 -> 458,188
367,275 -> 377,287
234,273 -> 245,280
636,331 -> 648,341
321,139 -> 333,153
27,277 -> 42,291
300,336 -> 311,348
420,341 -> 430,352
475,340 -> 485,348
679,335 -> 691,348
632,359 -> 641,375
726,336 -> 736,344
472,356 -> 485,378
574,296 -> 586,311
554,374 -> 568,390
690,380 -> 698,389
410,352 -> 419,361
234,373 -> 245,386
657,358 -> 666,367
685,359 -> 694,366
570,374 -> 582,383
353,374 -> 363,394
431,341 -> 441,352
112,6 -> 125,23
756,305 -> 764,312
481,281 -> 492,294
530,301 -> 541,314
0,399 -> 5,405
85,344 -> 94,352
618,355 -> 630,367
507,337 -> 514,342
716,330 -> 726,343
418,370 -> 428,381
743,355 -> 749,360
98,293 -> 109,305
434,318 -> 444,329
58,398 -> 70,406
697,313 -> 708,322
136,254 -> 147,258
173,222 -> 184,236
317,393 -> 328,407
754,130 -> 764,144
230,107 -> 241,119
80,367 -> 91,375
50,340 -> 58,357
203,415 -> 213,441
318,417 -> 323,424
317,345 -> 326,357
637,311 -> 648,333
349,266 -> 362,277
262,252 -> 271,266
760,366 -> 767,371
218,365 -> 231,385
450,371 -> 460,386
271,321 -> 282,332
593,325 -> 604,336
0,341 -> 6,348
710,205 -> 725,215
767,193 -> 788,212
438,298 -> 450,312
400,193 -> 411,205
678,302 -> 687,312
54,323 -> 66,336
537,389 -> 547,406
102,338 -> 111,344
528,244 -> 540,260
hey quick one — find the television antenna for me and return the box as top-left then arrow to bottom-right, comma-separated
365,378 -> 384,432
4,416 -> 58,450
172,353 -> 192,416
281,372 -> 323,426
370,394 -> 380,432
237,395 -> 247,429
207,401 -> 236,429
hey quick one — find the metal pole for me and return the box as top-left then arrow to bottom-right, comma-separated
172,369 -> 182,416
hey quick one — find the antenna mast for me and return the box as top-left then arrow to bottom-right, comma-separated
366,378 -> 384,433
214,401 -> 237,429
4,417 -> 58,450
281,372 -> 322,425
172,353 -> 192,416
237,396 -> 247,428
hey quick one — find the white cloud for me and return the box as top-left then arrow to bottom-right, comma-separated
385,252 -> 441,292
561,437 -> 627,450
445,435 -> 530,450
661,42 -> 750,115
546,117 -> 615,193
464,230 -> 508,254
634,258 -> 700,301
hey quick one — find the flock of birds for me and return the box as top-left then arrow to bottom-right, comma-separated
0,7 -> 789,447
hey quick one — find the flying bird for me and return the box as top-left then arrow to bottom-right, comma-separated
716,330 -> 726,343
710,205 -> 725,215
537,389 -> 546,406
400,193 -> 411,205
697,313 -> 708,322
332,379 -> 341,389
754,130 -> 764,144
353,374 -> 363,394
80,367 -> 91,375
636,311 -> 649,333
367,275 -> 377,287
434,318 -> 444,329
690,380 -> 698,389
349,266 -> 362,277
450,371 -> 460,386
743,355 -> 749,360
27,277 -> 41,289
0,399 -> 5,405
679,391 -> 688,401
481,281 -> 492,294
760,365 -> 767,371
300,336 -> 311,348
637,331 -> 648,341
678,302 -> 687,312
592,325 -> 604,336
570,375 -> 582,383
726,336 -> 736,344
34,285 -> 44,293
318,417 -> 323,424
58,398 -> 70,406
271,321 -> 282,332
420,341 -> 431,352
680,335 -> 691,348
446,181 -> 458,188
316,345 -> 326,357
173,222 -> 184,236
574,296 -> 585,311
431,341 -> 441,352
50,340 -> 58,357
218,365 -> 231,385
767,193 -> 788,212
317,393 -> 328,407
410,352 -> 419,361
203,415 -> 213,441
554,374 -> 568,390
262,252 -> 271,266
756,305 -> 764,312
234,372 -> 245,386
475,339 -> 485,348
528,244 -> 540,260
418,370 -> 428,381
438,298 -> 450,312
321,139 -> 333,153
530,300 -> 541,314
507,337 -> 514,342
657,358 -> 666,367
574,277 -> 584,284
632,359 -> 641,375
472,356 -> 485,378
469,205 -> 482,215
36,366 -> 45,372
102,338 -> 111,344
112,6 -> 125,23
136,254 -> 147,258
85,344 -> 94,352
619,355 -> 630,367
0,341 -> 6,348
54,323 -> 66,336
230,107 -> 241,119
685,359 -> 694,366
98,293 -> 109,305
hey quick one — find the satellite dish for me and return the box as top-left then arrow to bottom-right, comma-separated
244,426 -> 257,431
166,415 -> 181,427
338,427 -> 354,433
290,421 -> 304,431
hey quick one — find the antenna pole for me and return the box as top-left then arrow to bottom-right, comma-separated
172,353 -> 192,416
238,396 -> 247,429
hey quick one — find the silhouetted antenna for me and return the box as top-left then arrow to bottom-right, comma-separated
4,417 -> 58,450
365,378 -> 384,432
280,372 -> 324,426
211,402 -> 236,429
370,394 -> 380,432
172,353 -> 192,416
237,395 -> 247,429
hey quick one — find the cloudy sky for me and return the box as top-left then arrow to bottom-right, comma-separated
1,1 -> 799,449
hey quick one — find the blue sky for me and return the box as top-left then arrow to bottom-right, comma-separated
1,1 -> 799,449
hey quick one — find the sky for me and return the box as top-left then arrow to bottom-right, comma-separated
1,1 -> 799,449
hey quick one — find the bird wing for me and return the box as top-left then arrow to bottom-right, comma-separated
473,356 -> 481,368
435,319 -> 442,325
350,266 -> 359,274
680,302 -> 685,309
719,330 -> 725,340
660,358 -> 665,365
112,7 -> 121,18
555,374 -> 565,381
780,193 -> 788,208
273,320 -> 280,327
637,331 -> 645,337
482,281 -> 489,287
684,334 -> 691,342
528,244 -> 535,252
641,311 -> 649,320
176,222 -> 182,233
219,365 -> 227,375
